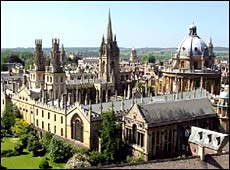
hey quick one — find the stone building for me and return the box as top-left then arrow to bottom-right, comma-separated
158,23 -> 221,95
1,11 -> 224,162
122,89 -> 219,161
216,85 -> 229,133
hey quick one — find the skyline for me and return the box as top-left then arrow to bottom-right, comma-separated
1,1 -> 229,48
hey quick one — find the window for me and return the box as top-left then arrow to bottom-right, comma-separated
215,137 -> 221,146
42,121 -> 44,129
54,126 -> 56,133
3,99 -> 4,105
48,123 -> 50,131
61,128 -> 63,136
208,134 -> 212,142
198,132 -> 203,140
60,76 -> 63,83
36,119 -> 39,126
54,114 -> 56,121
61,116 -> 63,124
50,77 -> 52,83
47,76 -> 49,82
36,109 -> 38,115
48,112 -> 50,119
42,110 -> 44,117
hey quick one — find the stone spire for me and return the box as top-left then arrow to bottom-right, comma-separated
106,9 -> 113,42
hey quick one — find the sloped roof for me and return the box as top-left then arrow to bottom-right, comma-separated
138,98 -> 216,124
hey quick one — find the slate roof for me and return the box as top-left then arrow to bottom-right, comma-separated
138,97 -> 216,124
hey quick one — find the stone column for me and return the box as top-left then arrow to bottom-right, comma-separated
200,77 -> 203,89
105,89 -> 108,102
96,90 -> 99,104
181,78 -> 184,99
211,83 -> 214,94
75,89 -> 79,102
127,84 -> 131,99
85,92 -> 88,105
188,79 -> 191,91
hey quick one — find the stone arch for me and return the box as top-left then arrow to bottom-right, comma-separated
71,114 -> 83,142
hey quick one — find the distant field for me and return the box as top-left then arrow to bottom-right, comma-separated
1,137 -> 65,169
1,47 -> 229,62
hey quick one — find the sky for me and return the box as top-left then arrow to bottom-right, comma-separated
1,1 -> 229,48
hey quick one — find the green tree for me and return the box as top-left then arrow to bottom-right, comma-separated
11,118 -> 30,137
27,131 -> 43,157
100,109 -> 122,163
49,137 -> 74,163
41,132 -> 54,152
148,55 -> 156,63
1,102 -> 20,134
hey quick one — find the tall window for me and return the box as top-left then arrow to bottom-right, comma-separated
132,124 -> 137,144
42,110 -> 44,117
54,126 -> 56,133
48,112 -> 50,119
71,117 -> 83,142
61,128 -> 63,136
54,114 -> 56,121
36,119 -> 39,126
42,121 -> 44,129
48,123 -> 50,131
61,116 -> 63,124
36,109 -> 38,115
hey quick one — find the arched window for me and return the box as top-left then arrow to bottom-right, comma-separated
102,61 -> 105,75
181,61 -> 185,68
71,115 -> 83,142
132,124 -> 137,144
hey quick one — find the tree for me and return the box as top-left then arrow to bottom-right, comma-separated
99,110 -> 122,163
148,55 -> 156,63
49,137 -> 74,163
1,102 -> 20,134
27,131 -> 43,157
41,132 -> 54,152
11,118 -> 30,137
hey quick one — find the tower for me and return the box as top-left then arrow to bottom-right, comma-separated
60,44 -> 66,66
208,37 -> 214,56
45,38 -> 65,101
99,10 -> 120,92
30,39 -> 46,88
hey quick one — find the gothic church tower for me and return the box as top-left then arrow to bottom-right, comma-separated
30,39 -> 46,89
99,10 -> 120,92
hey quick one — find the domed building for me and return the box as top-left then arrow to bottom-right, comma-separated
158,23 -> 221,95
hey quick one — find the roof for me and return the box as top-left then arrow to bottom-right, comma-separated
188,126 -> 229,151
137,97 -> 216,124
83,88 -> 209,117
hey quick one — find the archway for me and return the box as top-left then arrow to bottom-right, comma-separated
71,114 -> 83,142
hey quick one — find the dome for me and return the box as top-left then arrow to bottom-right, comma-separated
177,24 -> 209,57
219,90 -> 229,99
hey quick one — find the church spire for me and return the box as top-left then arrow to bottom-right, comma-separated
106,9 -> 113,42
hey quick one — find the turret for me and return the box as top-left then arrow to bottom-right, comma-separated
208,37 -> 214,56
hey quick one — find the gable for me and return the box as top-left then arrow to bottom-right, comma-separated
17,86 -> 30,98
124,103 -> 147,124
